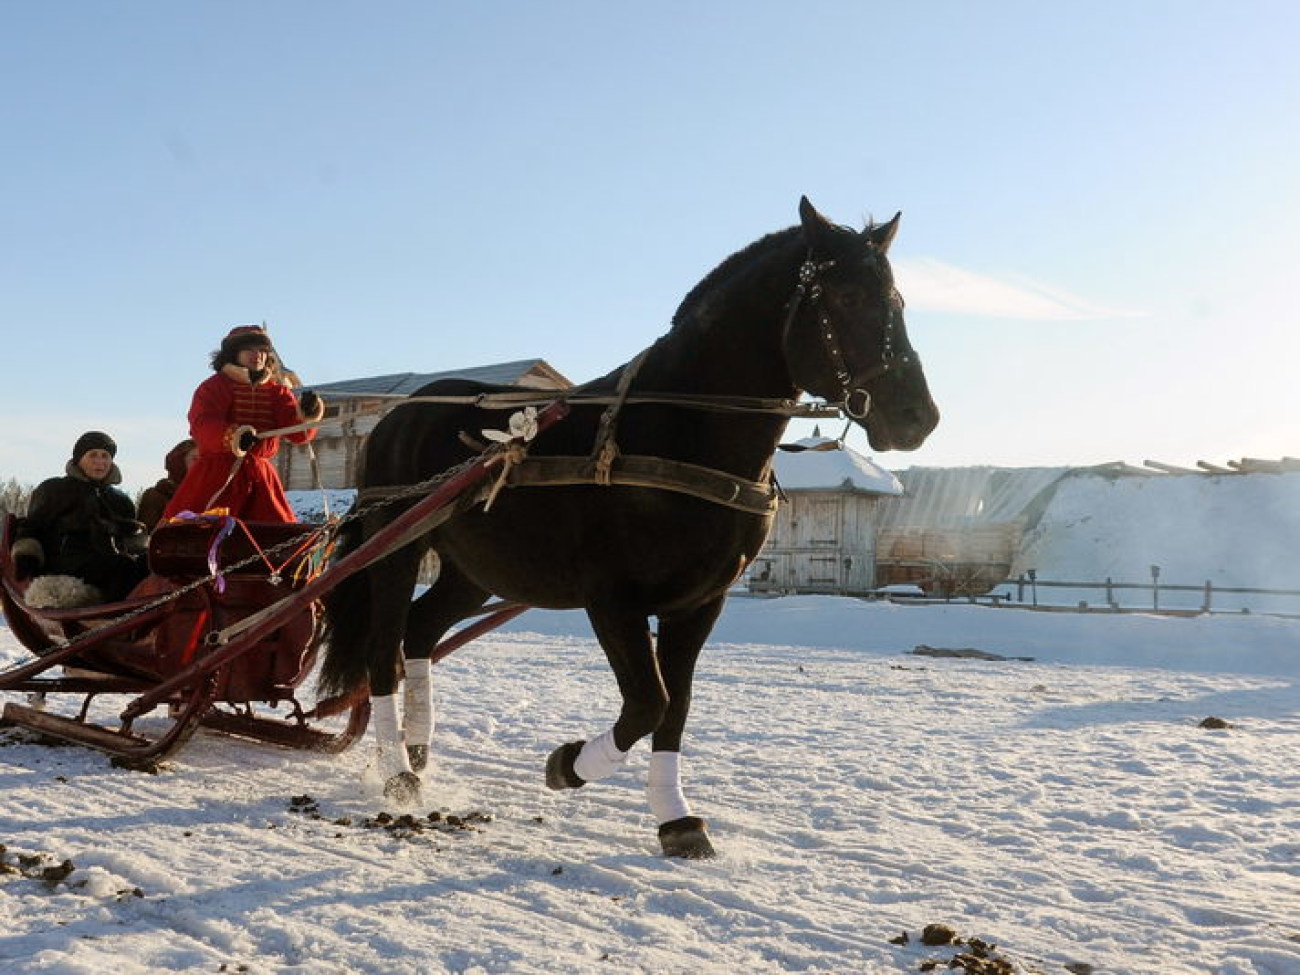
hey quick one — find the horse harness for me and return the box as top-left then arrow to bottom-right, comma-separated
785,248 -> 915,420
357,253 -> 908,522
477,347 -> 779,518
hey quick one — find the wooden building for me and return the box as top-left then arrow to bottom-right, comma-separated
751,459 -> 1084,599
277,358 -> 571,491
871,466 -> 1070,596
748,438 -> 904,596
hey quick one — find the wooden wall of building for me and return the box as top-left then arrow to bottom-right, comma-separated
279,399 -> 388,491
748,491 -> 881,595
874,522 -> 1021,596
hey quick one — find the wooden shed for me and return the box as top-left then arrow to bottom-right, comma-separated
748,438 -> 904,596
277,358 -> 571,491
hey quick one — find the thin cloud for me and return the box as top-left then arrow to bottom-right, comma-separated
896,257 -> 1140,321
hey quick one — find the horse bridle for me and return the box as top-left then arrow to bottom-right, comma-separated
784,249 -> 915,420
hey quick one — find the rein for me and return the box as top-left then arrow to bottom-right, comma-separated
267,254 -> 906,519
247,388 -> 843,445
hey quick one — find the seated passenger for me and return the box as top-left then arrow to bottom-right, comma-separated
13,431 -> 150,604
137,438 -> 198,530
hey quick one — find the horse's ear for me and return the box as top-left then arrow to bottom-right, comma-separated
865,211 -> 902,253
798,196 -> 836,251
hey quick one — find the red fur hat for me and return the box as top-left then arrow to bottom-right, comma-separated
221,325 -> 272,354
212,325 -> 275,371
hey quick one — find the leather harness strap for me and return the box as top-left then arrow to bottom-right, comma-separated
590,348 -> 649,486
499,454 -> 777,517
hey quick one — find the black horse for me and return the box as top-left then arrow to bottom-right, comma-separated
319,197 -> 939,858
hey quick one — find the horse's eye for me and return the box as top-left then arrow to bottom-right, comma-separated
832,289 -> 867,312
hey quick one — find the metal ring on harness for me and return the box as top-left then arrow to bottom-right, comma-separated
842,388 -> 872,420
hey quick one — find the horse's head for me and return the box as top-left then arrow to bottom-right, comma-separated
782,197 -> 939,452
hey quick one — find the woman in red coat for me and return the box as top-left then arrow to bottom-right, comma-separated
163,326 -> 325,523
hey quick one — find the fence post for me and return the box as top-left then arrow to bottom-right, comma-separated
1151,564 -> 1161,611
1105,576 -> 1114,608
1203,580 -> 1212,614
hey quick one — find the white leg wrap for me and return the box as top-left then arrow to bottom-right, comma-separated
370,693 -> 412,779
573,728 -> 629,783
646,751 -> 692,824
402,658 -> 434,750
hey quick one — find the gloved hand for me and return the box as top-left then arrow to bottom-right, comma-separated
122,527 -> 149,555
300,389 -> 324,417
14,553 -> 40,580
238,428 -> 259,453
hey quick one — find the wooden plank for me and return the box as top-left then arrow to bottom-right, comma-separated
1143,459 -> 1198,474
1236,458 -> 1285,473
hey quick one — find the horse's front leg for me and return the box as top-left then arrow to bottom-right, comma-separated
646,595 -> 724,859
545,604 -> 665,792
545,597 -> 722,859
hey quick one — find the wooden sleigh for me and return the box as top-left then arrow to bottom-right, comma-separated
0,401 -> 567,767
0,513 -> 372,767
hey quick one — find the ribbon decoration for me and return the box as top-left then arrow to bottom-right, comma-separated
171,510 -> 238,594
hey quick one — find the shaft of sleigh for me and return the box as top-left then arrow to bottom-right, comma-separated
121,399 -> 570,721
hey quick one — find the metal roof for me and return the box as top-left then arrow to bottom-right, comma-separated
311,358 -> 570,397
874,466 -> 1072,530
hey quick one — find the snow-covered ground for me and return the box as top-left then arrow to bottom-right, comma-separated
3,595 -> 1299,975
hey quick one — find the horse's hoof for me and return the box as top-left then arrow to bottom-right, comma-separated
383,770 -> 422,805
658,816 -> 716,859
545,741 -> 587,790
407,744 -> 429,773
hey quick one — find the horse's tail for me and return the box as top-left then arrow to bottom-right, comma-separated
317,515 -> 373,698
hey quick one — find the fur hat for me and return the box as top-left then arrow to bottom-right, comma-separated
164,438 -> 197,483
212,325 -> 274,371
72,430 -> 117,461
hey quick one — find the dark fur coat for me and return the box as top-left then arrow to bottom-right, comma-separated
14,462 -> 148,600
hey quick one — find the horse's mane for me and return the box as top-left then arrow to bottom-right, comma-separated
670,226 -> 801,330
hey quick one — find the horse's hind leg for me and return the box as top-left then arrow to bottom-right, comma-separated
647,595 -> 725,859
361,544 -> 427,804
400,559 -> 489,772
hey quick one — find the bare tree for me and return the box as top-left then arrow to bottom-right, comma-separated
0,477 -> 33,517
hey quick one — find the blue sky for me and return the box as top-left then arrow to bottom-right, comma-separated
3,2 -> 1299,492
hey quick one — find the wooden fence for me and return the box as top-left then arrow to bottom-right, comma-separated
969,571 -> 1300,617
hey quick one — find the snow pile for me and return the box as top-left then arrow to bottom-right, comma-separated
1015,470 -> 1300,612
286,488 -> 356,523
773,437 -> 903,494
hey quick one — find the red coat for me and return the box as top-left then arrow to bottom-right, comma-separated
163,367 -> 317,523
